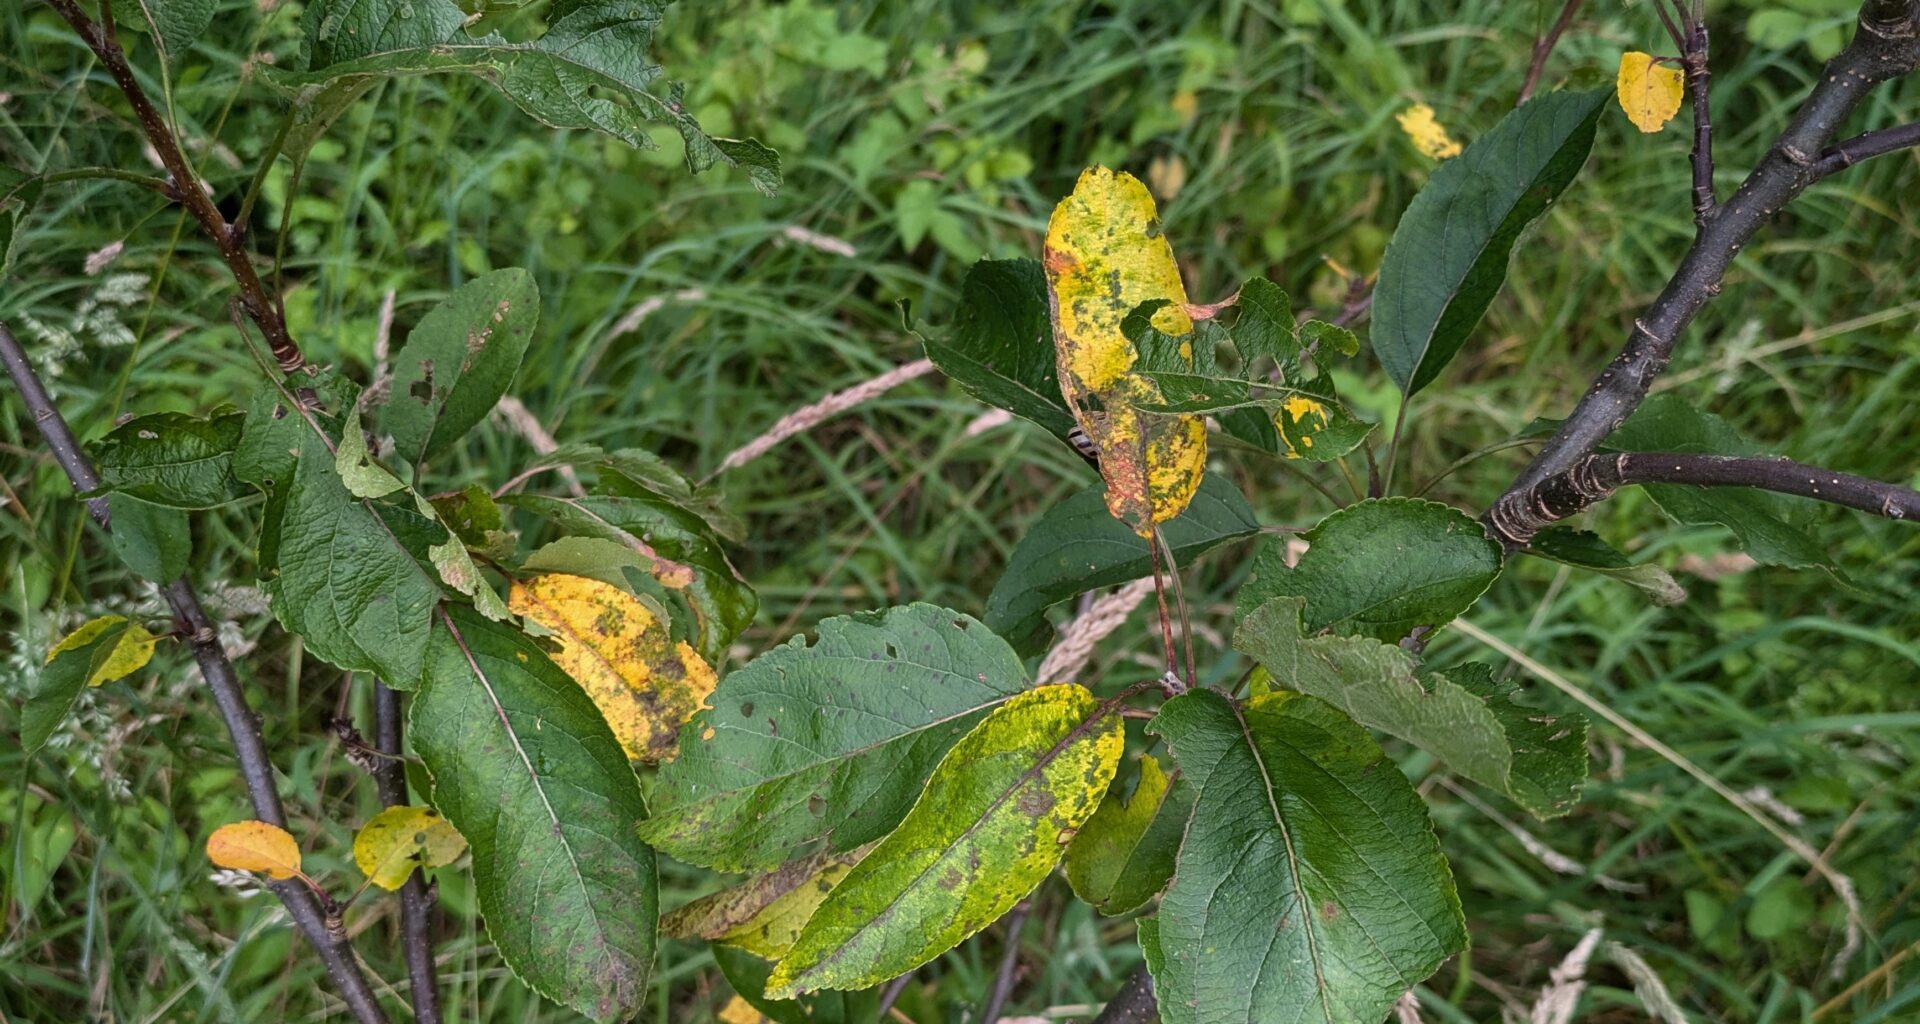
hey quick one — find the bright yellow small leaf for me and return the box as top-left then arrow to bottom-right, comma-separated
353,805 -> 466,890
1397,103 -> 1462,159
205,820 -> 303,880
1617,51 -> 1684,133
48,615 -> 155,687
508,573 -> 718,763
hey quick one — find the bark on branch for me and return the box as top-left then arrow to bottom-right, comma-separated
374,684 -> 442,1024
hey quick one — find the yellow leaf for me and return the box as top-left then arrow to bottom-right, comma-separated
1397,103 -> 1462,159
661,847 -> 868,959
508,573 -> 718,763
1617,51 -> 1684,133
205,820 -> 302,880
1083,378 -> 1209,533
353,805 -> 467,890
1275,395 -> 1332,460
48,615 -> 156,687
717,996 -> 766,1024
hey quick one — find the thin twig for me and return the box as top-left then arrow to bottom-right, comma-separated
1811,119 -> 1920,177
1517,0 -> 1588,105
876,973 -> 915,1017
979,901 -> 1032,1024
1679,5 -> 1717,226
0,322 -> 392,1024
373,684 -> 441,1024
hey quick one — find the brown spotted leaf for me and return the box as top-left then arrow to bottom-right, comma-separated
662,846 -> 869,959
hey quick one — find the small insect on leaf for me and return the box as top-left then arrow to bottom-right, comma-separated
206,821 -> 303,880
48,615 -> 156,687
1397,103 -> 1463,159
1617,51 -> 1685,133
353,805 -> 467,890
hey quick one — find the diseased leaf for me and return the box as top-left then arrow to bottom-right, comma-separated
1617,52 -> 1684,133
353,805 -> 467,890
920,258 -> 1075,440
1525,527 -> 1688,605
205,821 -> 303,880
23,616 -> 156,753
638,605 -> 1032,872
91,410 -> 245,508
1398,102 -> 1463,158
509,572 -> 717,763
1236,498 -> 1503,643
1234,597 -> 1588,818
412,607 -> 657,1023
1082,376 -> 1210,534
107,493 -> 190,583
766,685 -> 1123,997
984,475 -> 1259,652
537,444 -> 746,544
712,945 -> 878,1024
381,268 -> 539,466
232,369 -> 360,490
335,414 -> 405,498
662,847 -> 868,959
1148,689 -> 1466,1024
1373,89 -> 1608,395
1064,753 -> 1193,915
278,0 -> 780,194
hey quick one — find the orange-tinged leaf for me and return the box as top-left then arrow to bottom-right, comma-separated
1083,378 -> 1209,533
1397,103 -> 1462,159
508,572 -> 718,762
206,821 -> 302,879
353,805 -> 467,890
1617,51 -> 1684,133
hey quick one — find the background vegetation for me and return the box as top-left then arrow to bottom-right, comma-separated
3,0 -> 1918,1020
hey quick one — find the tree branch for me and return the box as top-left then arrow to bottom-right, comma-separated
1,322 -> 390,1024
41,0 -> 307,374
1487,451 -> 1920,546
1089,967 -> 1158,1024
1496,1 -> 1920,504
1680,6 -> 1717,225
1812,119 -> 1920,177
978,900 -> 1031,1024
373,683 -> 442,1024
1517,0 -> 1588,106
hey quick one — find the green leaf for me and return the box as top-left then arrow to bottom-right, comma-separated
1063,753 -> 1193,916
1524,527 -> 1688,605
232,369 -> 360,490
637,605 -> 1032,872
279,0 -> 780,194
380,268 -> 539,467
132,0 -> 216,67
920,258 -> 1075,440
1236,498 -> 1503,643
1608,395 -> 1833,569
534,444 -> 745,543
1234,597 -> 1588,818
24,616 -> 156,754
712,945 -> 878,1024
1372,89 -> 1608,395
91,411 -> 245,509
0,163 -> 45,280
766,684 -> 1122,997
335,414 -> 405,499
1147,689 -> 1467,1024
412,607 -> 657,1022
107,493 -> 190,583
257,437 -> 443,688
984,475 -> 1260,651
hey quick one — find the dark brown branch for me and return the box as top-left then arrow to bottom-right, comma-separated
1090,967 -> 1158,1024
978,901 -> 1031,1024
1497,2 -> 1920,503
41,0 -> 307,374
1681,9 -> 1717,225
1487,451 -> 1920,546
1812,119 -> 1920,176
1,322 -> 390,1024
373,683 -> 442,1024
1517,0 -> 1588,105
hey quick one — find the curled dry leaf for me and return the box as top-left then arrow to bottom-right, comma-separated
353,805 -> 468,890
508,572 -> 717,762
1617,52 -> 1684,133
205,820 -> 303,880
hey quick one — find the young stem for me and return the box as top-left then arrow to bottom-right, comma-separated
1516,0 -> 1589,105
374,683 -> 443,1024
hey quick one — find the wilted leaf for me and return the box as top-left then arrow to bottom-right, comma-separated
91,410 -> 245,508
1064,754 -> 1193,915
920,258 -> 1075,440
638,605 -> 1031,871
509,572 -> 718,763
1525,527 -> 1688,605
1397,102 -> 1462,158
380,268 -> 539,467
353,805 -> 467,890
205,821 -> 303,880
1147,689 -> 1466,1024
766,685 -> 1123,997
23,616 -> 157,753
662,847 -> 867,959
1373,89 -> 1608,396
1235,597 -> 1588,818
412,607 -> 657,1023
1617,52 -> 1684,133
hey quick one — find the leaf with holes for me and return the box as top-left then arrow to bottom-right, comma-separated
91,410 -> 245,509
766,685 -> 1122,997
380,268 -> 539,467
353,805 -> 467,890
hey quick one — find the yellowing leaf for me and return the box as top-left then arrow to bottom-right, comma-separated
1617,51 -> 1685,133
48,615 -> 155,687
508,572 -> 718,762
661,847 -> 868,959
1397,103 -> 1462,159
205,820 -> 303,879
1275,394 -> 1332,459
353,805 -> 467,890
1084,378 -> 1209,532
716,996 -> 766,1024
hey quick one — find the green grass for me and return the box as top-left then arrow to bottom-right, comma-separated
4,0 -> 1919,1021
